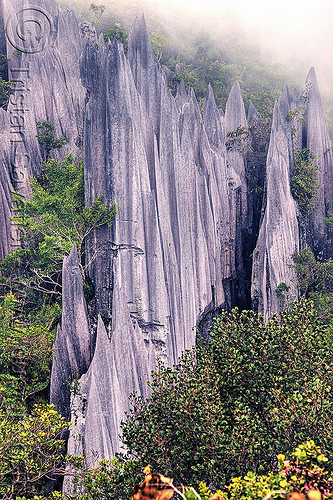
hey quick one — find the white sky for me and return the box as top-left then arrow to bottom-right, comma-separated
149,0 -> 333,82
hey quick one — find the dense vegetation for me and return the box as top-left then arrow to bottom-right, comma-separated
0,147 -> 115,497
1,4 -> 333,498
120,300 -> 333,488
67,441 -> 333,500
290,149 -> 319,218
0,152 -> 115,310
0,295 -> 67,499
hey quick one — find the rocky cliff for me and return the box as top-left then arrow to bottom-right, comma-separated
0,0 -> 332,467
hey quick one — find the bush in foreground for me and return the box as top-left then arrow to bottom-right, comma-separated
121,300 -> 333,486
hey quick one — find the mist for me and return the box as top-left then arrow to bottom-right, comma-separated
60,0 -> 333,124
61,0 -> 333,77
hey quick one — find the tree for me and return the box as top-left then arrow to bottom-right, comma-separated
150,33 -> 168,61
36,121 -> 67,161
290,149 -> 319,218
104,24 -> 129,52
0,155 -> 116,302
0,404 -> 68,499
121,300 -> 333,487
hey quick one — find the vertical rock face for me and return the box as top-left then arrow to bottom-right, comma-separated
82,15 -> 247,370
1,0 -> 333,466
50,244 -> 90,421
68,276 -> 152,464
247,101 -> 262,125
0,0 -> 86,199
251,90 -> 299,318
0,108 -> 17,258
74,14 -> 249,460
302,67 -> 333,253
225,81 -> 249,230
251,70 -> 333,318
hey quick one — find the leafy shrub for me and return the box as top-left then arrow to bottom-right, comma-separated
121,300 -> 333,487
0,294 -> 58,412
0,154 -> 116,303
113,442 -> 332,500
0,295 -> 66,499
64,456 -> 143,499
36,121 -> 67,161
290,149 -> 319,217
0,404 -> 68,499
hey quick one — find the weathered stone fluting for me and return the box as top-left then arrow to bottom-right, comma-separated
1,0 -> 333,466
251,89 -> 299,318
50,244 -> 91,421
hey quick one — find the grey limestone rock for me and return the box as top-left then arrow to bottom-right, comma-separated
1,0 -> 86,198
73,13 -> 251,460
204,83 -> 224,151
251,90 -> 299,318
4,0 -> 333,465
225,80 -> 249,234
175,79 -> 189,111
68,274 -> 152,465
50,244 -> 91,420
247,100 -> 262,125
303,67 -> 333,252
0,108 -> 17,259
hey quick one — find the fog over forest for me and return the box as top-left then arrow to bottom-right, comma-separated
58,0 -> 333,133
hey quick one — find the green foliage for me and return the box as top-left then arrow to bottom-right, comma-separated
168,73 -> 183,93
150,33 -> 168,61
291,148 -> 319,217
0,53 -> 10,109
36,121 -> 67,161
0,77 -> 10,109
275,282 -> 290,307
286,106 -> 305,122
64,455 -> 142,499
225,126 -> 252,153
62,441 -> 333,500
292,249 -> 333,327
0,294 -> 58,412
0,155 -> 116,301
104,24 -> 129,52
0,404 -> 68,499
0,294 -> 66,498
121,300 -> 333,488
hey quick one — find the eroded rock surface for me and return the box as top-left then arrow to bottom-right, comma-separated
1,0 -> 333,467
251,90 -> 299,318
50,244 -> 90,421
0,0 -> 86,199
0,109 -> 16,258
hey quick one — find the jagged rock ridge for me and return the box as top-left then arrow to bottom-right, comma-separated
0,0 -> 333,468
251,69 -> 333,318
69,13 -> 249,463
